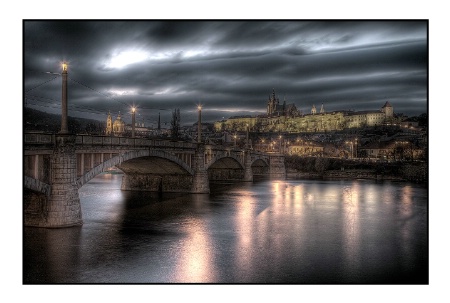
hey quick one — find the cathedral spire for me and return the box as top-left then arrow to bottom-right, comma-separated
158,112 -> 161,130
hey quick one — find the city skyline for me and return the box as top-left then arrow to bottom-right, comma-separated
24,20 -> 428,127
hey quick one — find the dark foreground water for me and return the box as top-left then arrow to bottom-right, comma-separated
23,174 -> 428,284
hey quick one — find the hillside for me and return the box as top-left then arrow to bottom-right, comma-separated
24,107 -> 105,134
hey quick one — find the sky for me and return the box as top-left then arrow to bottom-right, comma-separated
23,20 -> 428,127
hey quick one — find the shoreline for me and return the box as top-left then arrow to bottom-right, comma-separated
287,169 -> 425,184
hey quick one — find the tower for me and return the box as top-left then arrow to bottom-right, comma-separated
311,104 -> 317,114
267,88 -> 279,116
106,111 -> 112,135
158,112 -> 161,130
381,101 -> 394,118
320,103 -> 325,114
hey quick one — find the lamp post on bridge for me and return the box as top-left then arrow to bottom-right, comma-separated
60,62 -> 69,134
197,104 -> 202,143
131,106 -> 136,138
279,135 -> 282,153
246,123 -> 249,149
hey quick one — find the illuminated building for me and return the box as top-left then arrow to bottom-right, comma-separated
105,111 -> 125,136
214,89 -> 398,133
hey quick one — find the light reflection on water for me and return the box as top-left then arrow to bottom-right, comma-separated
23,174 -> 428,284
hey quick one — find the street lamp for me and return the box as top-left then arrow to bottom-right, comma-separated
246,123 -> 249,149
234,133 -> 237,148
131,106 -> 136,138
60,62 -> 69,134
345,140 -> 353,159
197,104 -> 202,143
279,135 -> 282,153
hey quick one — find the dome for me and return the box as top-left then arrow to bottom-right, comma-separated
113,116 -> 125,128
113,113 -> 125,136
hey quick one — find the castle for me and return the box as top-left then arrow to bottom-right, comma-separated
214,89 -> 396,133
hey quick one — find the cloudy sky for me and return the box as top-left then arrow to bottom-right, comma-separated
23,20 -> 428,127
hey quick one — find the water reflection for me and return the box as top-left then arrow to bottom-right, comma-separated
341,183 -> 362,280
24,227 -> 82,283
234,188 -> 257,279
23,174 -> 428,284
174,194 -> 218,283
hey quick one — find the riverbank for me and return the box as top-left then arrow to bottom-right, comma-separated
285,156 -> 428,183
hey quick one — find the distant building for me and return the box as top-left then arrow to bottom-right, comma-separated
214,89 -> 401,133
267,88 -> 300,117
105,111 -> 125,136
358,138 -> 424,160
287,141 -> 324,156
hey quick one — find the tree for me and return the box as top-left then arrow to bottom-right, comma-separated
171,108 -> 180,140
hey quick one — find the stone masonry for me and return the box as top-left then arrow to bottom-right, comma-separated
45,135 -> 83,227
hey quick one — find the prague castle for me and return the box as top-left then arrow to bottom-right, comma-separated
214,89 -> 397,133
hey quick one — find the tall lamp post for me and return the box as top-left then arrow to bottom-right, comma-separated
279,135 -> 282,153
60,62 -> 69,134
131,106 -> 136,138
345,140 -> 354,159
345,138 -> 358,159
197,104 -> 202,143
246,123 -> 249,149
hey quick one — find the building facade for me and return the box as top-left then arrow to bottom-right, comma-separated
105,111 -> 125,136
214,89 -> 398,133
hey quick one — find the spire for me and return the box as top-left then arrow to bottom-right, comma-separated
158,112 -> 161,130
320,103 -> 325,113
382,101 -> 392,108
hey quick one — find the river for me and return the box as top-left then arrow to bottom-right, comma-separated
23,173 -> 428,284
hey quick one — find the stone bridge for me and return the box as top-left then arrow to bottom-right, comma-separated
24,132 -> 286,228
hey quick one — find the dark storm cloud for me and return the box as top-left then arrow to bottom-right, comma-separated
23,20 -> 428,126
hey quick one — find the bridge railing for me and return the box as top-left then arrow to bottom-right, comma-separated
75,135 -> 198,149
24,133 -> 197,150
24,132 -> 54,145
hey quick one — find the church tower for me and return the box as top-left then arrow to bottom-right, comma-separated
320,103 -> 325,114
158,112 -> 161,130
381,101 -> 394,118
267,88 -> 280,116
106,111 -> 112,135
311,104 -> 317,114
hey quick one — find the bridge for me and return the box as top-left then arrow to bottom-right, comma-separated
24,132 -> 286,228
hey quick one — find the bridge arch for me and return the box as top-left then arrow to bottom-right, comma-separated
250,158 -> 270,177
205,153 -> 244,170
251,157 -> 269,167
76,149 -> 194,189
206,155 -> 246,182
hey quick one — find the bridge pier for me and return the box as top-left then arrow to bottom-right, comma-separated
191,145 -> 210,193
45,134 -> 83,227
243,151 -> 253,182
269,154 -> 286,180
